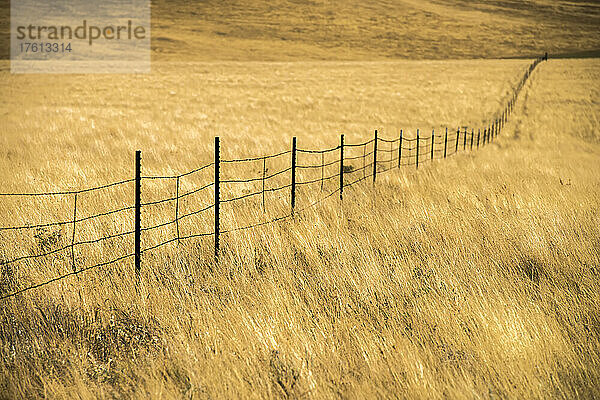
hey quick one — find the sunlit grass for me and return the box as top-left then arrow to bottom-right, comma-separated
0,58 -> 599,398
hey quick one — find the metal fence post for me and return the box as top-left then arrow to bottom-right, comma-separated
262,157 -> 267,209
71,193 -> 78,273
455,128 -> 460,153
134,150 -> 141,277
470,128 -> 474,151
214,137 -> 220,259
398,130 -> 403,168
444,127 -> 448,158
373,130 -> 378,184
416,129 -> 420,169
175,177 -> 180,244
494,119 -> 498,138
430,129 -> 435,161
477,128 -> 480,149
362,146 -> 366,180
291,137 -> 297,211
340,134 -> 344,200
463,127 -> 467,150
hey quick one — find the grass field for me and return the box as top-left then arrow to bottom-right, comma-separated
1,0 -> 600,398
1,57 -> 599,398
149,0 -> 600,60
1,0 -> 600,60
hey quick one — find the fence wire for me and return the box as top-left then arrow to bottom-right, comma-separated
0,56 -> 545,300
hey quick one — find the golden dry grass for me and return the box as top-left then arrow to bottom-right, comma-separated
0,58 -> 599,399
147,0 -> 600,61
2,0 -> 600,61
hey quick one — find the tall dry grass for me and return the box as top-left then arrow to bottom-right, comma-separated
0,58 -> 599,398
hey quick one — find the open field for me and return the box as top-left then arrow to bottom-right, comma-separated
1,0 -> 600,60
148,0 -> 600,60
1,58 -> 599,398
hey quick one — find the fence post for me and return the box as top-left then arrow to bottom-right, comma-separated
416,129 -> 420,169
262,157 -> 267,209
444,127 -> 448,158
340,134 -> 344,200
455,128 -> 460,153
175,177 -> 180,244
291,137 -> 297,212
477,128 -> 480,148
362,146 -> 366,180
398,130 -> 403,168
134,150 -> 141,278
373,130 -> 378,184
470,128 -> 474,151
214,137 -> 220,259
430,129 -> 435,161
71,193 -> 78,272
463,127 -> 467,150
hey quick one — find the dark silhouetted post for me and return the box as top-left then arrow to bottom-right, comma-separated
398,130 -> 403,168
262,157 -> 267,209
416,129 -> 420,169
431,129 -> 435,161
362,146 -> 366,180
444,127 -> 448,158
477,128 -> 481,148
496,121 -> 499,139
175,177 -> 180,243
455,128 -> 460,153
71,193 -> 77,272
291,137 -> 297,211
340,134 -> 344,200
470,128 -> 474,150
463,127 -> 467,150
214,137 -> 220,259
134,150 -> 141,277
373,130 -> 378,183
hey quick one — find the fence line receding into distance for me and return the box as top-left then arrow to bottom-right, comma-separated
0,55 -> 547,300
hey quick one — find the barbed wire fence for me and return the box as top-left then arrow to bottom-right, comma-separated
0,55 -> 546,300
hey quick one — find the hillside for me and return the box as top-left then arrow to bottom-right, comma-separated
1,57 -> 599,398
0,0 -> 599,60
150,0 -> 600,60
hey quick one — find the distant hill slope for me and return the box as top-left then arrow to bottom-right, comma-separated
151,0 -> 600,60
1,0 -> 599,60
